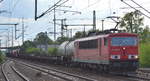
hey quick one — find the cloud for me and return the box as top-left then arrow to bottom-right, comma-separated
0,0 -> 150,46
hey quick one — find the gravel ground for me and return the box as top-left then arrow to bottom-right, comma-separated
0,61 -> 29,81
14,61 -> 66,81
137,68 -> 150,80
14,58 -> 141,81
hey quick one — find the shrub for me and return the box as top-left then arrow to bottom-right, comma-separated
140,43 -> 150,67
26,47 -> 41,55
0,51 -> 5,63
48,48 -> 58,56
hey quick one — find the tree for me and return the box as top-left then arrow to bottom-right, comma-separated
26,47 -> 41,55
140,42 -> 150,67
0,51 -> 5,63
73,29 -> 93,39
73,31 -> 85,39
20,40 -> 36,53
120,10 -> 144,33
22,40 -> 36,48
140,26 -> 150,42
48,47 -> 58,56
56,37 -> 69,44
34,32 -> 53,45
72,29 -> 100,39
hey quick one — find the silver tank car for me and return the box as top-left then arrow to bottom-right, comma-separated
57,41 -> 75,57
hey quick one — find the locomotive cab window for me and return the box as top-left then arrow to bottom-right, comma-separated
111,37 -> 137,46
104,38 -> 108,46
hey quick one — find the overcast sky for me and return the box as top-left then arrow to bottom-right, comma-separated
0,0 -> 150,46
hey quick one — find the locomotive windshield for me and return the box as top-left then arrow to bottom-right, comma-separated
111,37 -> 137,46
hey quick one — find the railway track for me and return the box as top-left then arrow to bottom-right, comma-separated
12,59 -> 97,81
110,71 -> 150,81
1,61 -> 30,81
10,58 -> 150,81
22,60 -> 150,81
138,68 -> 150,73
136,68 -> 150,80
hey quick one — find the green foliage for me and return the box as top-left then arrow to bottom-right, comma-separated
140,43 -> 150,67
48,48 -> 58,56
21,32 -> 54,54
26,47 -> 41,54
21,40 -> 36,54
34,32 -> 53,45
87,29 -> 100,34
139,26 -> 150,43
73,31 -> 85,39
22,40 -> 36,48
0,51 -> 5,63
73,29 -> 100,39
56,37 -> 69,44
120,10 -> 144,33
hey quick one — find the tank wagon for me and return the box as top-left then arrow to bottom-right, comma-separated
57,32 -> 139,71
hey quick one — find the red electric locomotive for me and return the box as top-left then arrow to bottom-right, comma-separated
74,32 -> 138,71
58,29 -> 139,72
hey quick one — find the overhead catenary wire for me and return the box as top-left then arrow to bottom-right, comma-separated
42,0 -> 62,14
121,0 -> 150,19
80,0 -> 102,11
35,0 -> 62,20
47,0 -> 69,14
11,0 -> 20,12
130,0 -> 150,14
35,0 -> 69,20
55,9 -> 81,14
0,0 -> 3,3
109,0 -> 112,15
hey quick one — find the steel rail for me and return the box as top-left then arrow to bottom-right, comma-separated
1,62 -> 10,81
10,65 -> 30,81
26,62 -> 98,81
12,59 -> 97,81
110,71 -> 150,81
2,61 -> 30,81
18,62 -> 75,81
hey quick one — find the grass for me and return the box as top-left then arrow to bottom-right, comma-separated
139,42 -> 150,67
26,47 -> 41,54
48,47 -> 58,56
0,51 -> 5,63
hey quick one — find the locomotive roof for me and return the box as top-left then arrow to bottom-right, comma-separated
109,33 -> 137,37
75,34 -> 109,42
75,33 -> 137,42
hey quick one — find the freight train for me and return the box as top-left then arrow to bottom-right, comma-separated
8,29 -> 139,72
58,31 -> 139,71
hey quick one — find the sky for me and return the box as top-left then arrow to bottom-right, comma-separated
0,0 -> 150,47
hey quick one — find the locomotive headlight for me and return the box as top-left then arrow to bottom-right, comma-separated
135,55 -> 138,59
110,55 -> 120,59
128,55 -> 138,59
